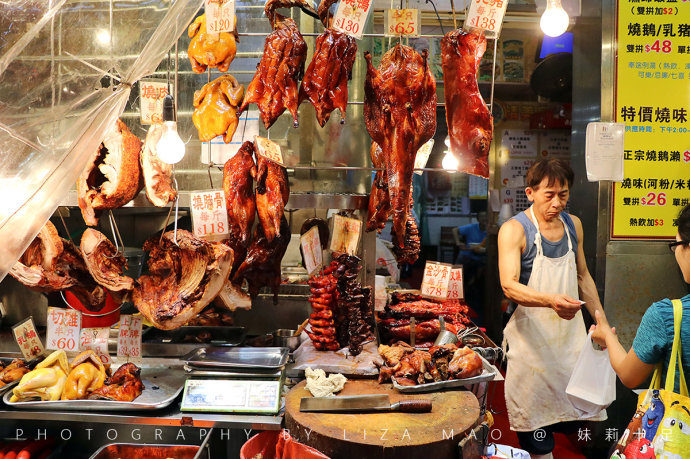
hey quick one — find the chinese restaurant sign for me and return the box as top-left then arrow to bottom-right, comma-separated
613,0 -> 690,238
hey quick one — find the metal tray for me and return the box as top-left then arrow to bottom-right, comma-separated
3,366 -> 184,411
392,355 -> 498,393
89,443 -> 206,459
0,357 -> 39,397
144,326 -> 246,346
182,346 -> 289,370
0,380 -> 19,397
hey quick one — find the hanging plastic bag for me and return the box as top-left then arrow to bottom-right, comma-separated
565,331 -> 616,416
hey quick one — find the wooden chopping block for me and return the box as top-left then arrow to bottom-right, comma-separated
285,379 -> 481,459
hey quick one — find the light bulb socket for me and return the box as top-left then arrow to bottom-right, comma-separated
162,94 -> 176,122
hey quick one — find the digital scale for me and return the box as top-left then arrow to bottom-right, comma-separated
180,347 -> 287,414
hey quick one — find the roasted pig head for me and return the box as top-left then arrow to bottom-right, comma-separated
193,74 -> 245,143
140,124 -> 177,207
77,119 -> 143,226
133,230 -> 233,330
187,14 -> 239,73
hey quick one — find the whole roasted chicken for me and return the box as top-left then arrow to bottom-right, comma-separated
299,0 -> 357,127
61,350 -> 107,400
187,14 -> 239,73
89,363 -> 144,402
10,350 -> 69,402
140,124 -> 177,207
133,230 -> 233,330
442,30 -> 493,178
240,0 -> 315,128
80,228 -> 134,297
77,119 -> 143,226
223,141 -> 256,247
255,155 -> 290,242
193,74 -> 245,143
364,45 -> 436,257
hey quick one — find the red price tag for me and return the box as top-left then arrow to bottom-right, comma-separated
117,315 -> 142,362
46,307 -> 81,352
464,0 -> 508,38
190,189 -> 230,240
385,9 -> 420,37
301,226 -> 323,276
420,261 -> 453,299
12,317 -> 45,360
332,0 -> 373,40
447,267 -> 465,300
330,215 -> 362,256
205,0 -> 236,34
254,136 -> 284,165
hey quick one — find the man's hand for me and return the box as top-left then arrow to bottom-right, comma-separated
550,294 -> 582,320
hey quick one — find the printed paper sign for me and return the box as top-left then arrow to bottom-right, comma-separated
254,136 -> 284,165
384,9 -> 420,37
200,111 -> 259,165
420,261 -> 452,299
190,190 -> 230,240
499,130 -> 539,159
414,139 -> 434,175
117,315 -> 142,361
12,317 -> 44,360
301,226 -> 323,276
46,307 -> 81,352
79,327 -> 111,365
447,267 -> 465,300
330,214 -> 362,256
465,0 -> 509,38
205,0 -> 235,33
139,80 -> 171,125
586,122 -> 625,182
332,0 -> 373,40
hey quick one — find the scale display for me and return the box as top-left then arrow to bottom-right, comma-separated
181,378 -> 282,414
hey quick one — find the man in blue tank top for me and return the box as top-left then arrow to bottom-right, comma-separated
497,159 -> 606,458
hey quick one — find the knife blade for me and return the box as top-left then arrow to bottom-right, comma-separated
300,394 -> 432,413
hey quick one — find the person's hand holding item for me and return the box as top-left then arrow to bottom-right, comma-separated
590,310 -> 616,348
550,294 -> 582,320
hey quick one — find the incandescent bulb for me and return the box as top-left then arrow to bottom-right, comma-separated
156,121 -> 185,165
444,136 -> 450,148
442,151 -> 459,172
540,0 -> 569,37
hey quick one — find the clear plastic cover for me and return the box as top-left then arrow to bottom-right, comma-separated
0,0 -> 203,281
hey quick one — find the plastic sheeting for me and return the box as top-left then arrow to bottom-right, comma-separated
0,0 -> 203,282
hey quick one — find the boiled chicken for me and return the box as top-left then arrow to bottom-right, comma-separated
133,230 -> 233,330
61,350 -> 106,400
441,30 -> 493,178
10,350 -> 69,402
239,0 -> 313,128
364,45 -> 436,255
80,228 -> 134,295
140,124 -> 177,207
193,74 -> 245,143
187,14 -> 239,73
89,363 -> 144,402
223,140 -> 256,247
77,119 -> 143,226
255,154 -> 290,242
365,142 -> 391,232
299,0 -> 357,127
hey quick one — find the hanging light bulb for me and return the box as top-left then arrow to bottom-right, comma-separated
442,150 -> 459,172
156,94 -> 185,165
540,0 -> 569,37
444,136 -> 450,148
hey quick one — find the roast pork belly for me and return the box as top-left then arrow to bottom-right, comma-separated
77,119 -> 143,226
133,230 -> 233,330
80,228 -> 133,300
140,124 -> 176,207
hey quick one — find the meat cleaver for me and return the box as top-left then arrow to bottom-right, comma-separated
300,395 -> 432,413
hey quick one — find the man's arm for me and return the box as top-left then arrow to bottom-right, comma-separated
498,219 -> 581,318
571,214 -> 604,319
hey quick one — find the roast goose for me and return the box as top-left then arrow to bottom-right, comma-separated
140,124 -> 177,207
364,45 -> 436,261
77,119 -> 143,226
89,363 -> 144,402
365,142 -> 391,232
193,74 -> 245,143
239,0 -> 314,128
441,30 -> 493,178
223,140 -> 257,248
187,14 -> 239,73
255,154 -> 290,243
133,230 -> 233,330
299,0 -> 357,127
10,221 -> 107,311
80,228 -> 133,299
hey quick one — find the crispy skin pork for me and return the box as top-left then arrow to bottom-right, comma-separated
187,14 -> 239,73
140,124 -> 176,207
223,141 -> 257,247
441,30 -> 493,178
193,74 -> 245,143
133,230 -> 233,330
80,228 -> 133,294
89,363 -> 144,402
240,0 -> 313,128
77,120 -> 143,226
255,155 -> 290,243
299,0 -> 357,127
364,45 -> 436,256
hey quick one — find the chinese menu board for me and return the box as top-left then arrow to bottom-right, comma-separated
612,0 -> 690,238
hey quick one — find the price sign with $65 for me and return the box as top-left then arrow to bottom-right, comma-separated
385,9 -> 420,37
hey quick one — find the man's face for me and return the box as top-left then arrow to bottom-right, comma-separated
525,178 -> 570,221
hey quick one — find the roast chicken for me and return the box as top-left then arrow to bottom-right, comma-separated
441,30 -> 493,178
0,359 -> 30,386
61,350 -> 107,400
366,142 -> 391,232
193,74 -> 245,143
364,45 -> 436,257
89,363 -> 144,402
140,124 -> 177,207
10,350 -> 69,402
77,119 -> 143,226
80,228 -> 134,296
255,154 -> 290,243
299,0 -> 357,127
187,14 -> 239,73
239,0 -> 312,129
133,230 -> 234,330
223,140 -> 256,247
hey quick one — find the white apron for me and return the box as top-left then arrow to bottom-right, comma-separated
503,207 -> 606,431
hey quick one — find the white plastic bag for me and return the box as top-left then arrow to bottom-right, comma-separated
566,331 -> 616,416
